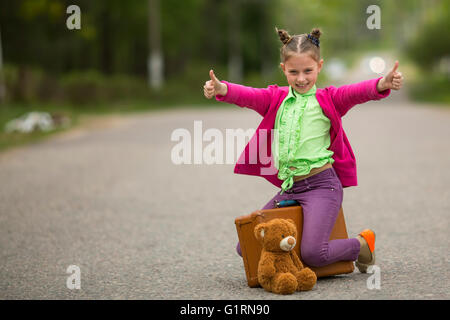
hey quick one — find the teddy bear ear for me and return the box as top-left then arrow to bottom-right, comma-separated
254,223 -> 266,242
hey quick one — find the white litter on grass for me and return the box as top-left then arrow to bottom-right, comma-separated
5,112 -> 55,133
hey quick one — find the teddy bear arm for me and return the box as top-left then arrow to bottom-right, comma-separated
290,251 -> 304,270
258,253 -> 277,278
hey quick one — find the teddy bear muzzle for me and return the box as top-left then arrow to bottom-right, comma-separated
280,236 -> 296,251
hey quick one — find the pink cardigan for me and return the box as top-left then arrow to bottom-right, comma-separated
216,77 -> 391,189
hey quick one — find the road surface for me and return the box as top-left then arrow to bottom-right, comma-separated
1,67 -> 449,299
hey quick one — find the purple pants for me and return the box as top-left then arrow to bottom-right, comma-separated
237,167 -> 360,267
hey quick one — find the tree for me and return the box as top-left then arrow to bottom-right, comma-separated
0,25 -> 5,104
148,0 -> 164,89
228,0 -> 242,83
259,0 -> 276,80
406,0 -> 450,70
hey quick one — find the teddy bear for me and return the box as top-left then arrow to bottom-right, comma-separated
254,218 -> 317,294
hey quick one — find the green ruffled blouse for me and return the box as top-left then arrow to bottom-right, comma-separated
273,84 -> 335,194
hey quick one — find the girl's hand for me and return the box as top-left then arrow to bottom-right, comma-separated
204,69 -> 227,99
377,61 -> 404,92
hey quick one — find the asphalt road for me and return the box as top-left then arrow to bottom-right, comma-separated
1,86 -> 449,300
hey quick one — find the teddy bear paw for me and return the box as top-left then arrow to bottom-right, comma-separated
272,273 -> 297,295
296,268 -> 317,291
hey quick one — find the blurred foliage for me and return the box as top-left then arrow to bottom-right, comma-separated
0,0 -> 448,153
408,74 -> 450,104
406,0 -> 450,70
404,0 -> 450,104
0,0 -> 448,108
2,65 -> 151,105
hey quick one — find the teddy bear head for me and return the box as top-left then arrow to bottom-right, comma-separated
254,218 -> 297,253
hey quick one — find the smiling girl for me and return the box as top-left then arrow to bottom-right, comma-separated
203,28 -> 403,273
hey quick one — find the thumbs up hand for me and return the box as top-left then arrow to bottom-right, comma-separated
377,60 -> 404,92
204,69 -> 228,99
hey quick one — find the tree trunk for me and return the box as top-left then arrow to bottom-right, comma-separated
148,0 -> 164,90
100,7 -> 112,74
260,0 -> 274,81
228,0 -> 243,83
203,0 -> 220,65
0,25 -> 5,104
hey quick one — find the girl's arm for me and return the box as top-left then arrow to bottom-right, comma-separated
328,77 -> 390,117
330,61 -> 403,117
215,81 -> 277,117
204,69 -> 275,117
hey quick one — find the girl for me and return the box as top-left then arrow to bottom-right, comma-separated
203,28 -> 403,273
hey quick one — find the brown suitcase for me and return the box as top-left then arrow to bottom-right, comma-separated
235,205 -> 355,287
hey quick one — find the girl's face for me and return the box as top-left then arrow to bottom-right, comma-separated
280,53 -> 323,94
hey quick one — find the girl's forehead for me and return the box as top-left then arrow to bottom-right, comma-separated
285,53 -> 317,68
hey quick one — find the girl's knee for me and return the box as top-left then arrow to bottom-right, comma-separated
301,243 -> 329,267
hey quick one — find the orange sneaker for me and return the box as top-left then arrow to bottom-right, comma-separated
355,229 -> 376,273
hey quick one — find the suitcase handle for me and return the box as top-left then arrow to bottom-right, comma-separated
274,199 -> 299,208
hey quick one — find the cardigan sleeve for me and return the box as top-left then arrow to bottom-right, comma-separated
328,77 -> 391,117
215,81 -> 276,117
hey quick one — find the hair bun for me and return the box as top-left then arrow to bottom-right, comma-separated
275,27 -> 292,45
310,28 -> 322,40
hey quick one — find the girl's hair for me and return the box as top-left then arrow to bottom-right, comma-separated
276,27 -> 322,63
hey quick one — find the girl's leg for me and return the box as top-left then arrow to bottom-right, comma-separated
293,169 -> 360,267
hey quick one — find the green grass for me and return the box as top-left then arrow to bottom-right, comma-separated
0,97 -> 226,152
0,102 -> 76,151
395,54 -> 450,106
408,74 -> 450,105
